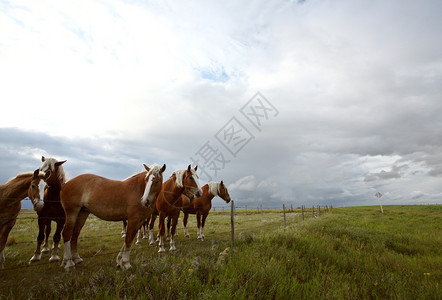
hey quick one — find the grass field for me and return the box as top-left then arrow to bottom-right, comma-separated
1,205 -> 440,299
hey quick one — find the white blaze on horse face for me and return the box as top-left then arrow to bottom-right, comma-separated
141,173 -> 154,206
38,180 -> 46,202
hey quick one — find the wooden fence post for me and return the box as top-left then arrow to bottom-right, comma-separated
231,200 -> 235,246
312,206 -> 315,218
318,205 -> 321,216
283,204 -> 286,228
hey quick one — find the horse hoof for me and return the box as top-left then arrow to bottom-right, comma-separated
149,241 -> 156,246
169,246 -> 176,252
64,260 -> 75,271
41,248 -> 50,254
158,248 -> 166,253
29,255 -> 41,264
136,241 -> 142,245
49,255 -> 60,262
73,257 -> 83,265
143,235 -> 148,239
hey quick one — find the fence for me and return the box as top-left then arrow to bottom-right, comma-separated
212,201 -> 333,245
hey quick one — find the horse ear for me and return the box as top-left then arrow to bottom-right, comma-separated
55,160 -> 66,167
42,156 -> 46,162
194,165 -> 198,172
160,164 -> 166,173
143,164 -> 150,172
187,164 -> 191,172
33,169 -> 39,178
220,180 -> 224,186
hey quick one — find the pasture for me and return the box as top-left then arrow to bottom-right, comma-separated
1,205 -> 440,299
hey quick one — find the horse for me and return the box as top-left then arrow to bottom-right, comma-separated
148,165 -> 202,253
180,181 -> 231,241
60,163 -> 166,270
29,156 -> 67,264
0,169 -> 47,269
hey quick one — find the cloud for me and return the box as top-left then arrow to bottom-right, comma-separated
1,1 -> 442,208
229,175 -> 256,191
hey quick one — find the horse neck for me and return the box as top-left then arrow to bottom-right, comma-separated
125,171 -> 147,193
201,185 -> 215,202
163,176 -> 185,200
0,174 -> 32,202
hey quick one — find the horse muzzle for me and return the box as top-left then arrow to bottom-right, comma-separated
33,200 -> 44,212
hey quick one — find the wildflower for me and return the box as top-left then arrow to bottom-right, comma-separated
424,273 -> 430,276
188,268 -> 193,273
374,282 -> 378,286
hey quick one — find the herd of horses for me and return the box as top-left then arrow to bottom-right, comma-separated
0,157 -> 231,270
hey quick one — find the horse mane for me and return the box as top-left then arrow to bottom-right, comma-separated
41,158 -> 66,184
5,172 -> 33,185
171,168 -> 198,188
208,182 -> 220,196
146,163 -> 162,178
172,170 -> 186,188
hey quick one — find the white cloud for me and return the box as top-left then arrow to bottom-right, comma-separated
1,0 -> 442,207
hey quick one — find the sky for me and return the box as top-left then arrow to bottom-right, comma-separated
1,0 -> 441,209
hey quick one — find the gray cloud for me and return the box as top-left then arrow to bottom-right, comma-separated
1,0 -> 442,209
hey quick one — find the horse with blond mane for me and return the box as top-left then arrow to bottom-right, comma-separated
60,163 -> 166,270
148,165 -> 202,253
0,169 -> 47,268
29,157 -> 67,264
180,181 -> 231,241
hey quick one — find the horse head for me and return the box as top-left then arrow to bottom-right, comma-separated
182,165 -> 202,201
39,156 -> 67,187
218,180 -> 231,203
28,169 -> 49,212
141,163 -> 166,207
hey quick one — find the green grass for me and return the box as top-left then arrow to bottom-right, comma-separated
1,205 -> 440,299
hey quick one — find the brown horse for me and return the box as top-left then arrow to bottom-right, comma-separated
181,181 -> 231,241
60,163 -> 166,270
0,169 -> 47,269
148,165 -> 202,253
29,157 -> 67,264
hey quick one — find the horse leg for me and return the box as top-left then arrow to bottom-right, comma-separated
196,212 -> 202,240
121,220 -> 127,238
116,219 -> 142,270
148,215 -> 156,245
41,220 -> 51,254
182,213 -> 190,237
142,220 -> 148,239
169,213 -> 179,251
29,219 -> 46,263
157,213 -> 166,253
201,213 -> 209,241
70,210 -> 89,265
166,216 -> 171,241
49,219 -> 64,262
62,208 -> 81,271
136,229 -> 142,245
0,221 -> 15,269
